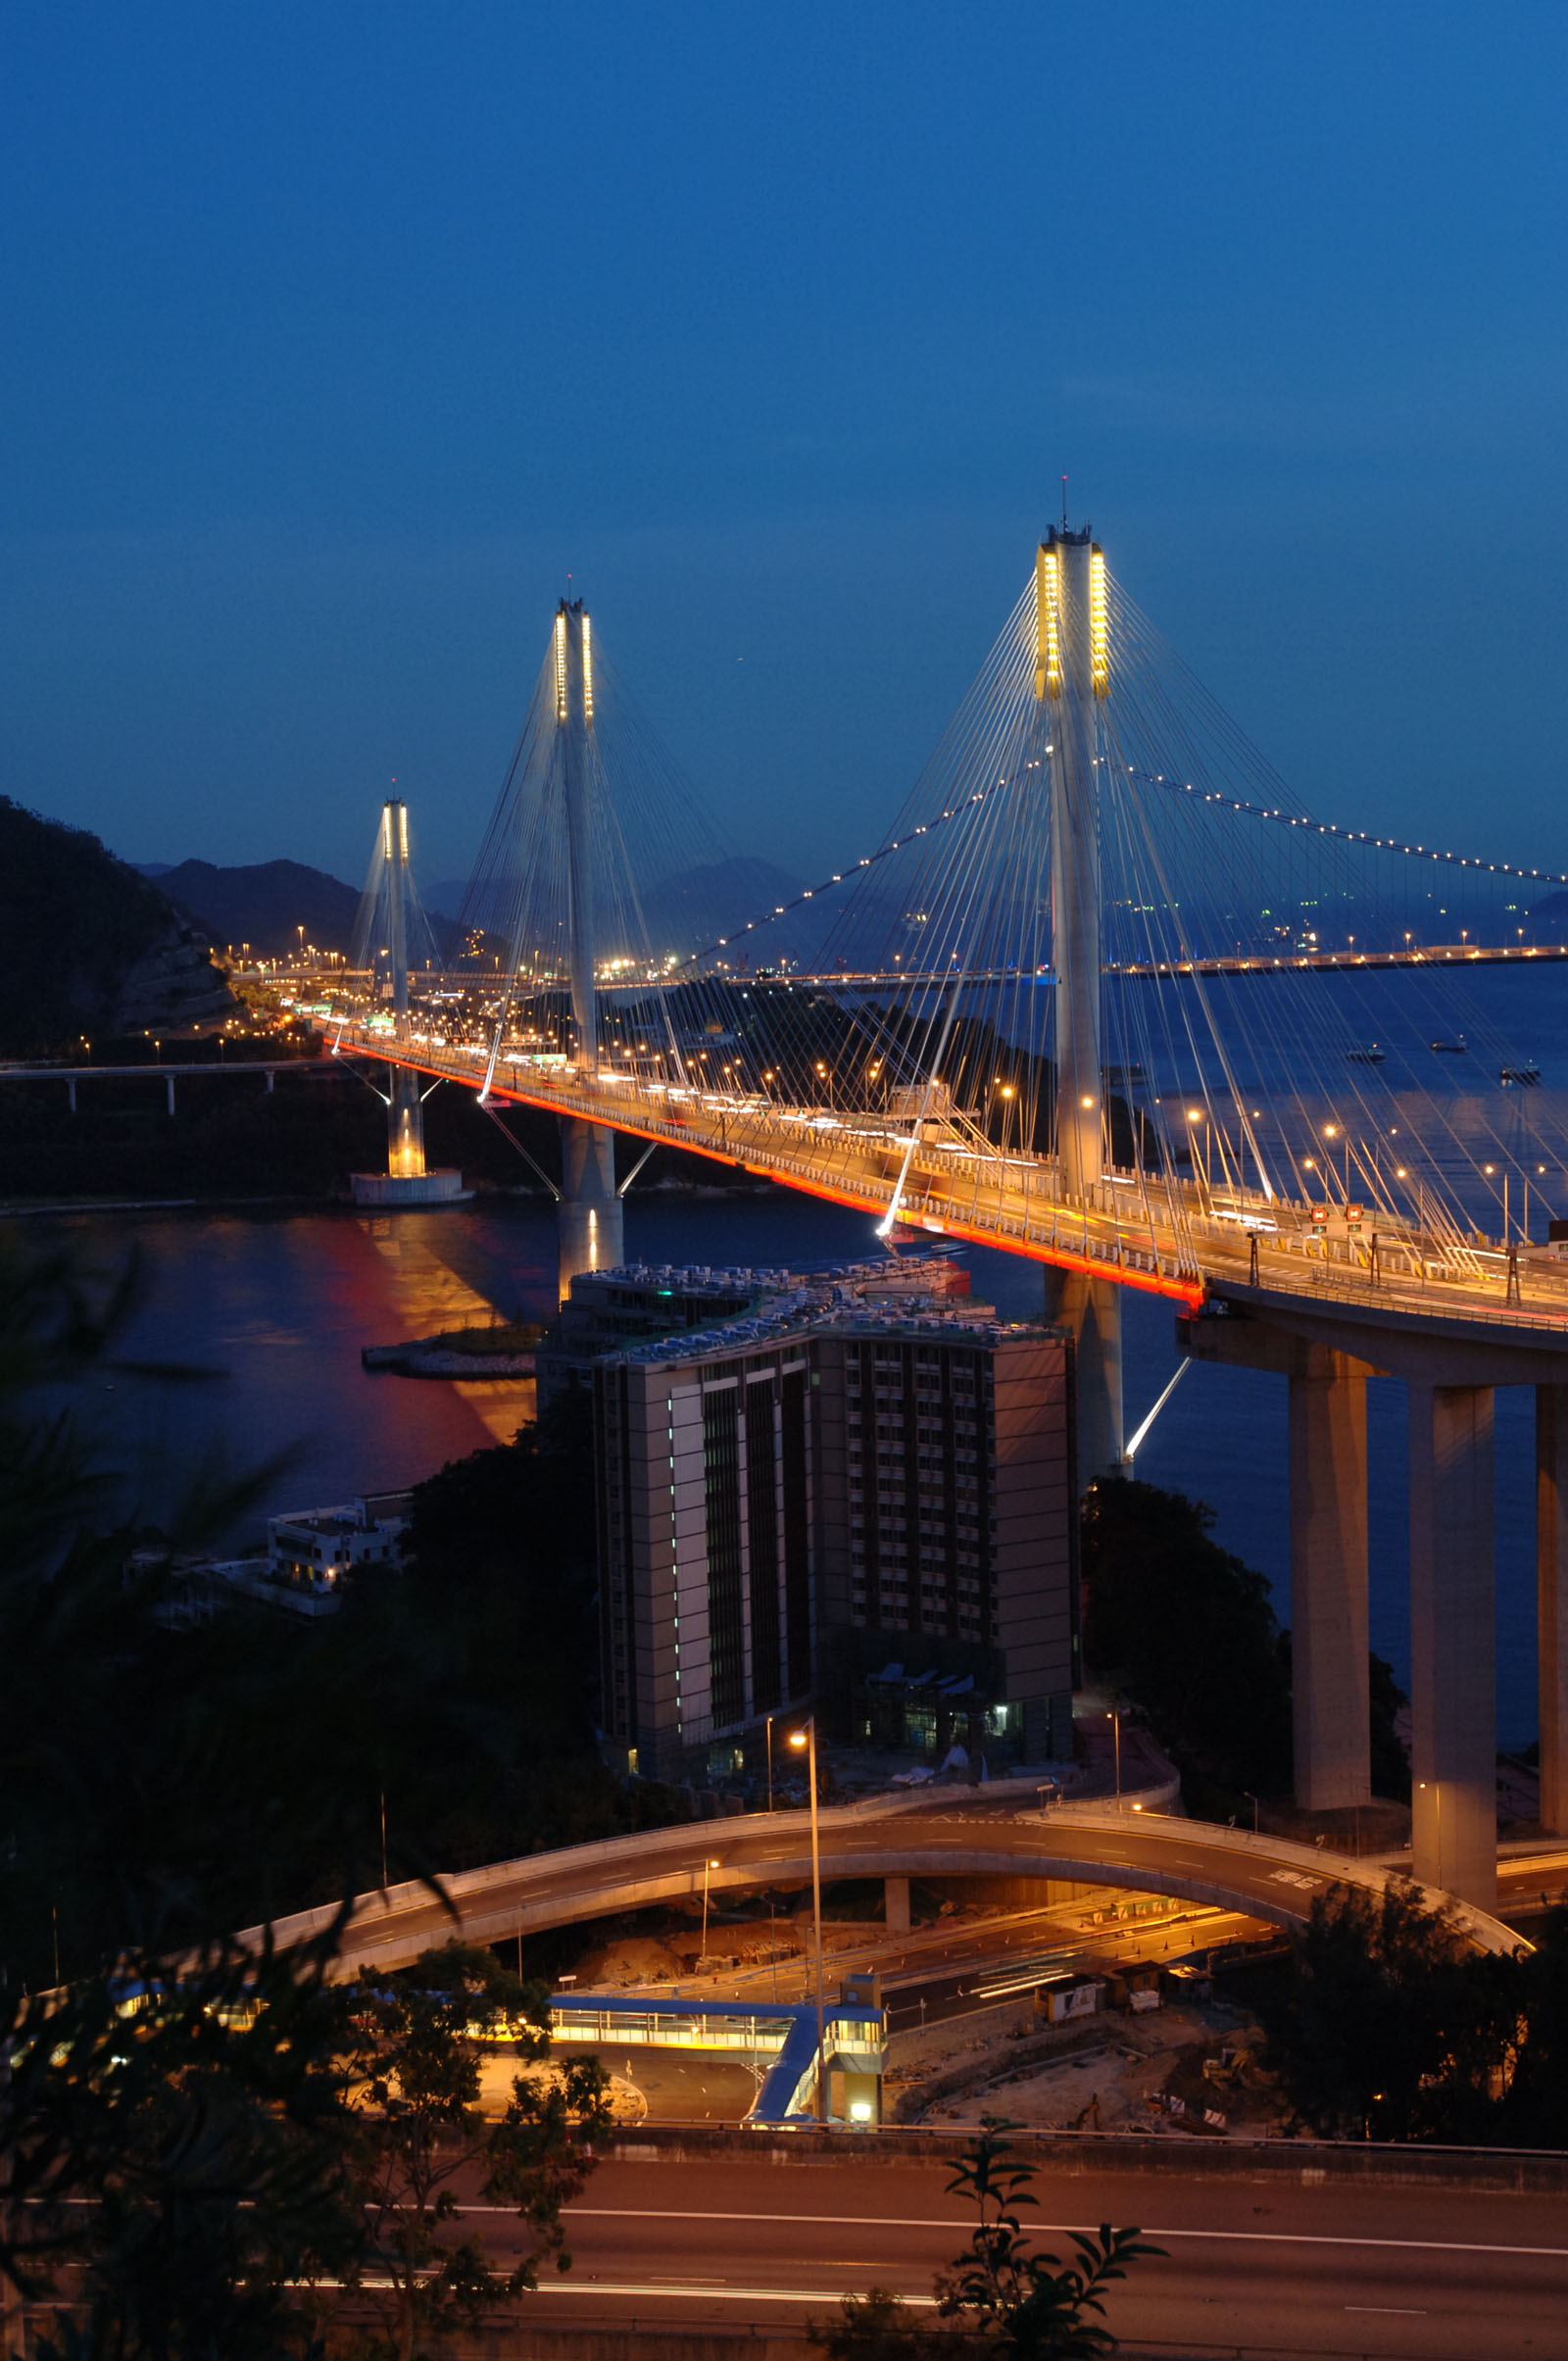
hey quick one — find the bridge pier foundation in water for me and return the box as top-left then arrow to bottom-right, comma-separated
558,1114 -> 623,1303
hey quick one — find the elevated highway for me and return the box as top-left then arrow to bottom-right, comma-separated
244,1794 -> 1526,1977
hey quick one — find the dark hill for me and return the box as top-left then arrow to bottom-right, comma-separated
154,859 -> 362,956
0,799 -> 232,1055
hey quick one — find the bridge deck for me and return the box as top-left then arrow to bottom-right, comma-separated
344,1026 -> 1568,1344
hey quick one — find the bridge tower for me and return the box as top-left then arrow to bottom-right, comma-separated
1037,527 -> 1124,1479
349,799 -> 467,1207
554,600 -> 623,1300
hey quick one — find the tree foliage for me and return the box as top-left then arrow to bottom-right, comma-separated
2,1928 -> 359,2361
1081,1476 -> 1407,1809
336,1943 -> 611,2361
0,1228 -> 677,1992
1081,1477 -> 1293,1800
1262,1880 -> 1568,2145
809,2127 -> 1159,2357
1,1936 -> 612,2361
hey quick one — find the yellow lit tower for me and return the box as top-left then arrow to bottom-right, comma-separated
349,798 -> 468,1207
1037,526 -> 1124,1478
554,599 -> 624,1299
383,798 -> 426,1181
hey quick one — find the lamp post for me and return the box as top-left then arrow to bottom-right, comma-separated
1106,1709 -> 1121,1804
700,1855 -> 719,1967
765,1714 -> 774,1814
789,1719 -> 828,2126
1418,1780 -> 1442,1890
1243,1790 -> 1259,1835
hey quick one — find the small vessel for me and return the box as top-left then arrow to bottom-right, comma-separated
1500,1062 -> 1542,1087
1431,1036 -> 1468,1054
1345,1045 -> 1386,1064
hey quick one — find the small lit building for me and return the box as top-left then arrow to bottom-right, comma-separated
266,1490 -> 413,1599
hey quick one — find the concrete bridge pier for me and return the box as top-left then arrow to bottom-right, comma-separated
388,1062 -> 426,1180
1409,1383 -> 1496,1909
558,1115 -> 622,1302
1289,1346 -> 1370,1809
1043,1267 -> 1124,1482
1537,1386 -> 1568,1834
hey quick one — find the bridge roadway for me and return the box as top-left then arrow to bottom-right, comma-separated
340,1022 -> 1568,1341
452,2148 -> 1568,2357
245,1793 -> 1524,1975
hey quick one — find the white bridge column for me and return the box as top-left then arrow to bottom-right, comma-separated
1409,1383 -> 1496,1908
1041,527 -> 1122,1476
555,602 -> 624,1300
385,798 -> 427,1181
1538,1386 -> 1568,1835
558,1117 -> 622,1301
1289,1347 -> 1370,1808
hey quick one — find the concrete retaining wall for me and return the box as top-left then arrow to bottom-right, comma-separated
603,2119 -> 1568,2195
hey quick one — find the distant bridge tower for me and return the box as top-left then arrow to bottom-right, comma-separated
1038,527 -> 1124,1479
554,600 -> 624,1299
350,799 -> 467,1207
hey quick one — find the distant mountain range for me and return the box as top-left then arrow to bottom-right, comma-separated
136,859 -> 366,957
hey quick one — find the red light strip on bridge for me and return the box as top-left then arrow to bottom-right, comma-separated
368,1049 -> 1208,1309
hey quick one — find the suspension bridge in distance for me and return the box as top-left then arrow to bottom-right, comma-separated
325,535 -> 1568,1916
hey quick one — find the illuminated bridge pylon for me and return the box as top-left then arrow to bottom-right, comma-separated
346,798 -> 467,1208
1039,525 -> 1123,1477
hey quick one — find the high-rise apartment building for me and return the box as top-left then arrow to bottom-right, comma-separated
587,1259 -> 1077,1779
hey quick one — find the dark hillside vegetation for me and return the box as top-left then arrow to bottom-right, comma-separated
0,1232 -> 679,1992
1082,1475 -> 1408,1817
0,798 -> 231,1055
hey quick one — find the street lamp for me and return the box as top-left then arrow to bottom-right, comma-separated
1243,1790 -> 1259,1835
765,1714 -> 775,1813
1418,1780 -> 1442,1889
788,1720 -> 828,2125
1106,1709 -> 1121,1803
700,1855 -> 720,1966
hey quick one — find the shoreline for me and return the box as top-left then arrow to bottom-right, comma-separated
0,1176 -> 780,1220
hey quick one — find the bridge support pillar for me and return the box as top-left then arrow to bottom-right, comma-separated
883,1875 -> 911,1934
166,1073 -> 175,1117
389,1063 -> 426,1179
1409,1383 -> 1496,1908
1043,1268 -> 1123,1481
1537,1387 -> 1568,1834
1289,1348 -> 1370,1809
559,1116 -> 622,1302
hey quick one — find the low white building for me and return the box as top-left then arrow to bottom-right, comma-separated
266,1490 -> 413,1599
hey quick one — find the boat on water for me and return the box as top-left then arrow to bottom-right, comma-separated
1345,1045 -> 1386,1064
1500,1063 -> 1542,1087
1431,1036 -> 1468,1054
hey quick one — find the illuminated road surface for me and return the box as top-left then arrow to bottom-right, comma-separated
451,2152 -> 1568,2357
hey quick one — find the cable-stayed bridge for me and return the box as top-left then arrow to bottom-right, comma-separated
327,535 -> 1568,1912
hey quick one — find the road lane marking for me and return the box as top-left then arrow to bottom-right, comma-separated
533,2281 -> 938,2306
524,2206 -> 1568,2260
1346,2306 -> 1428,2315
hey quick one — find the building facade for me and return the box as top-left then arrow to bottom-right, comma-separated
588,1260 -> 1077,1779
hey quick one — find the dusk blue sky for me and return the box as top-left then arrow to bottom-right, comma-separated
4,3 -> 1565,895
